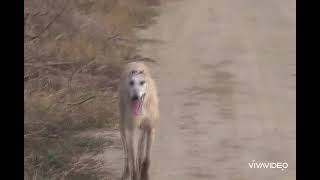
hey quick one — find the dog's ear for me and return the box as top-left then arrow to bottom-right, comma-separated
139,70 -> 144,74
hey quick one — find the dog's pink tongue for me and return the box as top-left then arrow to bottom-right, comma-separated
132,100 -> 141,116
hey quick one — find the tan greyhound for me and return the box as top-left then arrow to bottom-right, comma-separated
118,62 -> 159,180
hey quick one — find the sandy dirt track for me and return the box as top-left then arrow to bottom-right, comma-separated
102,0 -> 296,179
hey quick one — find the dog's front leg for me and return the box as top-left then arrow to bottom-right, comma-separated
141,128 -> 155,180
127,129 -> 138,180
137,129 -> 146,179
121,127 -> 129,180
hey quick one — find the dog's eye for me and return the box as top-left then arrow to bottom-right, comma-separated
129,80 -> 134,86
140,81 -> 145,85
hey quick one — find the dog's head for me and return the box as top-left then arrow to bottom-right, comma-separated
128,69 -> 147,116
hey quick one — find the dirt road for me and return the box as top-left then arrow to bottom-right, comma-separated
101,0 -> 296,179
136,0 -> 295,179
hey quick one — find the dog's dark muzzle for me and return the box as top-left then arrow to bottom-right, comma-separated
131,95 -> 139,101
131,93 -> 145,102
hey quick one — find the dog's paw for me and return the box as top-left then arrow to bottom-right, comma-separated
140,160 -> 150,180
121,168 -> 129,180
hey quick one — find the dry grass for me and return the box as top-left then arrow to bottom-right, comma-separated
24,0 -> 163,179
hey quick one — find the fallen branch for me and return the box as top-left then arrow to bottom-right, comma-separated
67,96 -> 96,106
106,33 -> 120,42
24,12 -> 30,27
139,57 -> 158,64
24,71 -> 40,82
25,4 -> 67,43
24,127 -> 46,138
125,56 -> 158,64
24,61 -> 80,67
68,57 -> 96,88
135,24 -> 148,28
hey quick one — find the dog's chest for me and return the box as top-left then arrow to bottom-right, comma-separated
128,114 -> 147,128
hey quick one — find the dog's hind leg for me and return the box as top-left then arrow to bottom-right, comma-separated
141,128 -> 155,180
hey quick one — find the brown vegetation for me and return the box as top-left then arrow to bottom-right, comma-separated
24,0 -> 162,179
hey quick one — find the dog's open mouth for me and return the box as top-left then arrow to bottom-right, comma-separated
131,95 -> 145,116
